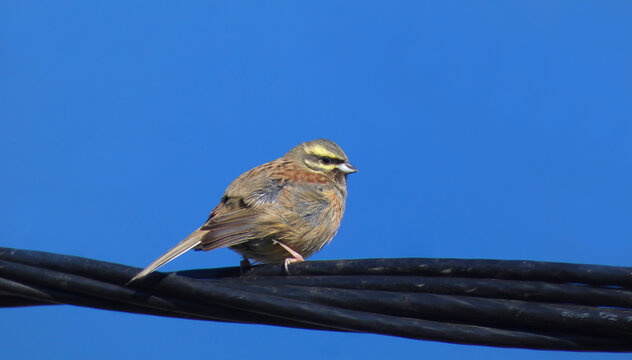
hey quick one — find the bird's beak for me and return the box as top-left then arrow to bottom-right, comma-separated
337,162 -> 358,174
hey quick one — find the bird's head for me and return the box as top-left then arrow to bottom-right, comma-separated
286,139 -> 357,176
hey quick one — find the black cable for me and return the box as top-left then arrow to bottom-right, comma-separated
0,247 -> 631,351
223,275 -> 632,308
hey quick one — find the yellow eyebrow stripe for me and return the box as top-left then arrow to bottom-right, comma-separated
305,144 -> 341,159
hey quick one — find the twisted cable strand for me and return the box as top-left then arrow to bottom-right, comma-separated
1,247 -> 631,352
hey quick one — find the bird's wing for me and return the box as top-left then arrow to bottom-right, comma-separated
196,165 -> 291,250
128,160 -> 289,283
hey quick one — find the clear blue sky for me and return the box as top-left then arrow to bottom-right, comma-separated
1,1 -> 631,359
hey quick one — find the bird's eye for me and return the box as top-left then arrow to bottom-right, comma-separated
320,157 -> 331,164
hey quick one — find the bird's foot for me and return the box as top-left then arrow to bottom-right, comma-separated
283,256 -> 304,275
273,240 -> 304,274
240,257 -> 252,275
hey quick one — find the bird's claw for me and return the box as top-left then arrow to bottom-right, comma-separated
240,257 -> 252,275
283,257 -> 303,275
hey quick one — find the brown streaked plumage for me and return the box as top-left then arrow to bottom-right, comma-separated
128,139 -> 357,283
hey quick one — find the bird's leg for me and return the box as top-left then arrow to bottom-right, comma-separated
240,256 -> 252,275
274,240 -> 304,274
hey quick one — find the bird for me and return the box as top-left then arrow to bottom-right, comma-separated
127,138 -> 357,283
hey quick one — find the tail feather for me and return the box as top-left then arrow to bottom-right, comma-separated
127,231 -> 205,284
127,213 -> 261,285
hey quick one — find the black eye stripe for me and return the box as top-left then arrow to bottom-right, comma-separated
307,154 -> 345,166
319,156 -> 344,165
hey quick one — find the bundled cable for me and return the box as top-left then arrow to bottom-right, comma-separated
0,247 -> 631,351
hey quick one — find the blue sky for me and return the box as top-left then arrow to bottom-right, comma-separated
1,1 -> 631,359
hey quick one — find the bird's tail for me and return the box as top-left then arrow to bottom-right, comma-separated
126,230 -> 206,284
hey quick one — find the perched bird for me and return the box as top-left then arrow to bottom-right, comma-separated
128,138 -> 357,283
